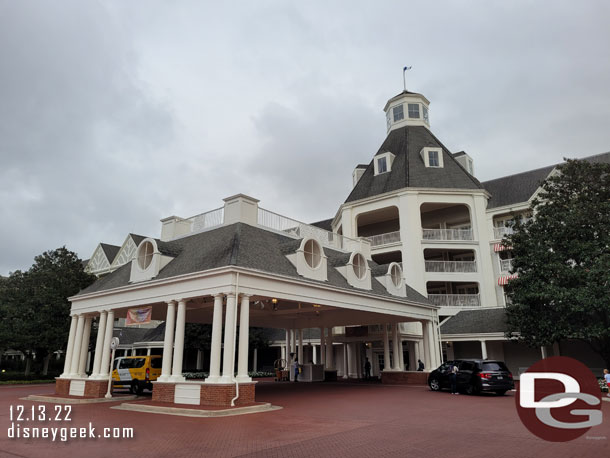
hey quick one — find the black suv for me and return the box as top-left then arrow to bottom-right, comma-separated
427,359 -> 514,395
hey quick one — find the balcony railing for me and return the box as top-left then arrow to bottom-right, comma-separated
368,231 -> 401,247
257,207 -> 369,252
493,226 -> 514,239
427,294 -> 481,307
424,260 -> 477,273
422,228 -> 474,241
186,207 -> 225,235
500,258 -> 514,272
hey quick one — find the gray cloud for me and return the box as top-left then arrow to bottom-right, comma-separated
1,0 -> 609,274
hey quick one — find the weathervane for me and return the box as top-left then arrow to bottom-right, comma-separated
403,66 -> 412,92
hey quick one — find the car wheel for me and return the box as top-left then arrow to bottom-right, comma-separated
429,378 -> 441,391
466,383 -> 480,395
495,390 -> 507,396
131,380 -> 143,395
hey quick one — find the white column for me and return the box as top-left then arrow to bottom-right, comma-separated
284,329 -> 290,362
343,343 -> 349,378
429,321 -> 440,368
480,340 -> 488,360
408,341 -> 417,371
68,314 -> 85,377
297,329 -> 304,363
158,301 -> 176,382
90,311 -> 107,378
383,324 -> 391,371
253,348 -> 258,372
78,316 -> 92,376
220,293 -> 237,382
60,315 -> 78,377
291,329 -> 296,355
312,344 -> 317,364
319,327 -> 326,367
131,348 -> 136,356
99,310 -> 115,377
446,341 -> 455,361
207,294 -> 224,383
196,350 -> 203,370
170,299 -> 187,381
326,328 -> 334,369
392,324 -> 401,371
236,294 -> 251,382
398,337 -> 404,371
422,322 -> 431,371
147,348 -> 151,356
541,346 -> 548,359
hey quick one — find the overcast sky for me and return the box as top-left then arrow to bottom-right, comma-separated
1,1 -> 609,275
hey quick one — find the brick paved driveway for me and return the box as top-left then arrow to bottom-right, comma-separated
0,381 -> 608,457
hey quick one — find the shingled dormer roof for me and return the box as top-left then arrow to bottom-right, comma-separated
345,126 -> 483,203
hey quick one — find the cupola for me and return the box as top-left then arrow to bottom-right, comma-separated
383,90 -> 430,133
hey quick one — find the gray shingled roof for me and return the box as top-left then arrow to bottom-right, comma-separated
310,218 -> 333,231
440,308 -> 508,335
345,126 -> 483,203
482,151 -> 610,209
113,327 -> 152,345
100,243 -> 121,264
130,234 -> 147,246
76,223 -> 430,305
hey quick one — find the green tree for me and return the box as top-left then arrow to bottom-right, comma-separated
0,247 -> 96,375
504,159 -> 610,367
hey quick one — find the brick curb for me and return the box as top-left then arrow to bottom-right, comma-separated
111,401 -> 282,418
21,394 -> 140,404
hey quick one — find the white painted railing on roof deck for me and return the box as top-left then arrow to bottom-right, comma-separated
187,207 -> 224,234
257,207 -> 369,252
368,231 -> 401,247
422,228 -> 474,241
427,294 -> 480,307
424,260 -> 477,273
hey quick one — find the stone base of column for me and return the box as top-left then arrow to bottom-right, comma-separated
234,375 -> 252,383
381,371 -> 429,385
169,375 -> 186,382
151,381 -> 257,407
54,378 -> 110,398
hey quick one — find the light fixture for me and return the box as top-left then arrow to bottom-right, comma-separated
312,304 -> 321,308
271,298 -> 278,304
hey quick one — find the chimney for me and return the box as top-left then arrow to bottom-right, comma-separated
223,194 -> 260,226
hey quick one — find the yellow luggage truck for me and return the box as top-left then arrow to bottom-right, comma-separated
111,355 -> 162,395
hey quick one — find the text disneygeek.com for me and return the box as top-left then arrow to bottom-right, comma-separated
7,405 -> 134,442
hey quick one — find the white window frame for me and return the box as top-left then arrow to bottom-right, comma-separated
423,105 -> 429,123
408,103 -> 420,119
374,151 -> 395,175
392,104 -> 404,122
420,147 -> 444,168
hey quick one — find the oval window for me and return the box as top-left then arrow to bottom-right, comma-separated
352,253 -> 367,279
304,239 -> 321,269
137,241 -> 154,270
390,264 -> 402,287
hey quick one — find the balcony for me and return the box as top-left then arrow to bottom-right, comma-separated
493,226 -> 514,239
500,258 -> 514,272
368,231 -> 401,247
427,294 -> 481,307
424,260 -> 477,273
422,228 -> 474,241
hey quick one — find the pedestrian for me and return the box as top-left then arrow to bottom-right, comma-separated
293,358 -> 299,382
364,358 -> 371,379
604,369 -> 610,398
450,363 -> 459,395
417,359 -> 424,371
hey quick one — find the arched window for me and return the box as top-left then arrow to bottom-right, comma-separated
304,239 -> 321,269
137,241 -> 154,270
352,253 -> 367,279
390,263 -> 402,287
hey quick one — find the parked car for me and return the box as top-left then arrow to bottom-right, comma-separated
427,359 -> 514,395
111,355 -> 162,394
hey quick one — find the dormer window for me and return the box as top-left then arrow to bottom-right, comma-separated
408,103 -> 420,118
352,253 -> 367,279
137,241 -> 154,269
392,104 -> 404,122
390,263 -> 402,287
374,151 -> 395,175
304,239 -> 321,268
421,147 -> 444,168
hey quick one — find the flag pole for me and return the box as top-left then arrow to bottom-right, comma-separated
403,66 -> 412,92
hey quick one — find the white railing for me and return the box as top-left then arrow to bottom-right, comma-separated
187,207 -> 224,234
428,294 -> 481,307
493,226 -> 514,239
257,207 -> 369,252
424,260 -> 477,273
368,231 -> 401,247
500,258 -> 514,272
422,228 -> 474,241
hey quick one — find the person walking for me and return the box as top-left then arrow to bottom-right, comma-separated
364,358 -> 371,380
293,358 -> 299,382
417,359 -> 425,371
604,369 -> 610,397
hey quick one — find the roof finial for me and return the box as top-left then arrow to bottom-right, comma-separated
403,66 -> 412,92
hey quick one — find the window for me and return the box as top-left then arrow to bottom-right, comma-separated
377,157 -> 387,174
352,253 -> 367,279
392,104 -> 404,122
423,105 -> 429,123
481,362 -> 509,372
390,264 -> 402,287
150,357 -> 162,369
459,361 -> 475,371
120,358 -> 146,369
408,103 -> 420,118
304,239 -> 321,269
137,241 -> 154,269
428,150 -> 440,167
386,111 -> 391,130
